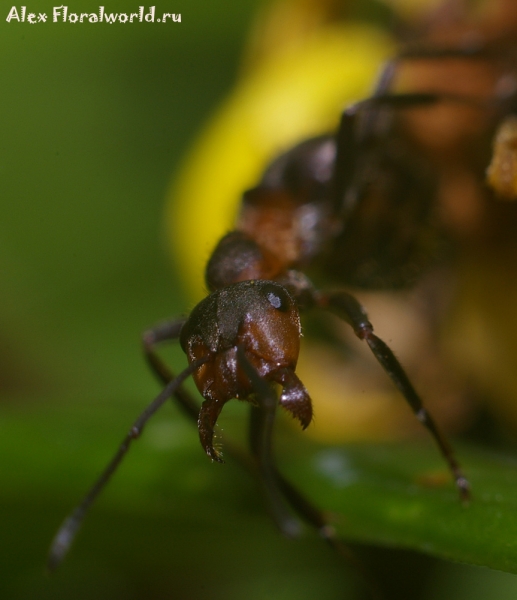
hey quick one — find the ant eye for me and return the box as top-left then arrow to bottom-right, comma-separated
262,283 -> 291,312
267,292 -> 282,308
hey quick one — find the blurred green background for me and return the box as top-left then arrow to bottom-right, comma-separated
2,1 -> 517,598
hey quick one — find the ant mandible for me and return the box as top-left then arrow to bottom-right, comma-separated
48,50 -> 475,572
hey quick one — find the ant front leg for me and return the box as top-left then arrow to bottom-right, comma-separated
316,289 -> 471,503
240,349 -> 384,599
47,355 -> 207,571
237,347 -> 302,538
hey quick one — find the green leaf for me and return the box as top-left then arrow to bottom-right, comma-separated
287,442 -> 517,573
3,397 -> 517,598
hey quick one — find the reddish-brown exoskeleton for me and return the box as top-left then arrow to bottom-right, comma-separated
51,33 -> 517,573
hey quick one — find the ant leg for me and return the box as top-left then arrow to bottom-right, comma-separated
331,59 -> 406,217
316,290 -> 471,503
248,397 -> 359,549
142,319 -> 201,422
237,347 -> 301,537
332,39 -> 492,217
47,356 -> 208,572
332,91 -> 444,217
332,56 -> 398,214
248,406 -> 385,600
142,318 -> 185,377
245,361 -> 384,599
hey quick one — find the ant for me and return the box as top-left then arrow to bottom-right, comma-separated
49,36 -> 510,580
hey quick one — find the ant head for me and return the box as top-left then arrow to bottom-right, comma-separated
180,279 -> 312,460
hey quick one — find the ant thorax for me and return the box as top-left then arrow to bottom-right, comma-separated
236,136 -> 339,275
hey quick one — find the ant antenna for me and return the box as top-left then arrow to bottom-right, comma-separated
47,356 -> 208,572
